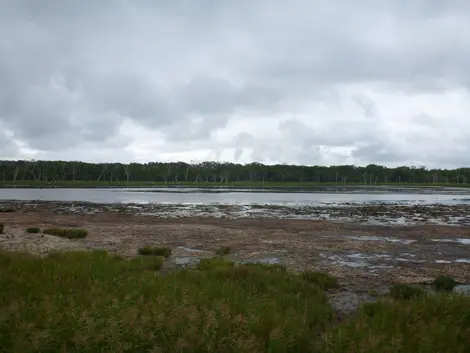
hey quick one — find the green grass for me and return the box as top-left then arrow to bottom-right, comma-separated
214,246 -> 231,255
137,246 -> 172,258
389,284 -> 426,300
196,257 -> 236,271
321,295 -> 470,352
0,251 -> 332,352
1,250 -> 470,352
43,228 -> 88,239
26,227 -> 41,234
434,275 -> 458,292
300,271 -> 340,290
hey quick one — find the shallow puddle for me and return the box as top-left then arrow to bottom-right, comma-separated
241,257 -> 281,265
176,246 -> 209,253
346,235 -> 415,245
454,285 -> 470,296
455,259 -> 470,263
174,257 -> 201,266
327,254 -> 369,268
323,252 -> 431,270
431,238 -> 470,245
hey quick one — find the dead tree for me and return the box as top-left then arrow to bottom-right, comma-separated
123,164 -> 131,184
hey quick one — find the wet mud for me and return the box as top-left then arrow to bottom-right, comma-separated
1,200 -> 469,313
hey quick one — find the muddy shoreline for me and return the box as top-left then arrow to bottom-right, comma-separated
1,200 -> 469,312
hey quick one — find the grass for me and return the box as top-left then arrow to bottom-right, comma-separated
300,271 -> 339,290
434,275 -> 458,291
389,284 -> 426,300
137,246 -> 172,258
1,250 -> 470,352
43,228 -> 88,239
214,246 -> 231,255
0,251 -> 332,352
26,227 -> 41,234
321,295 -> 470,352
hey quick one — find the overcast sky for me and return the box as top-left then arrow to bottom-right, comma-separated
1,1 -> 469,168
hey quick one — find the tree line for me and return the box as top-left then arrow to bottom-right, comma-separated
0,160 -> 468,185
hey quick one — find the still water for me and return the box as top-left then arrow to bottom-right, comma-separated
1,187 -> 470,205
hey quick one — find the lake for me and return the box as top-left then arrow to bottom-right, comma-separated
1,187 -> 470,205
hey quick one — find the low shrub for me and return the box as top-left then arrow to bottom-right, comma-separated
137,246 -> 171,258
43,228 -> 88,239
215,246 -> 231,255
26,227 -> 41,234
389,284 -> 425,300
301,271 -> 339,290
434,275 -> 458,291
0,208 -> 15,213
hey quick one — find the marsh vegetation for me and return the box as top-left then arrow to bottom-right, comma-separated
0,249 -> 469,352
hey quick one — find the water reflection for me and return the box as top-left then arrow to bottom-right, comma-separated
1,188 -> 470,205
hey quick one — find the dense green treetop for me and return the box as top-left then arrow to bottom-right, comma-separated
0,160 -> 468,185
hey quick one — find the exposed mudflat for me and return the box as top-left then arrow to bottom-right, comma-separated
2,200 -> 470,225
1,200 -> 469,313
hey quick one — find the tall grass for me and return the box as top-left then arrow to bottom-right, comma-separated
0,252 -> 332,352
321,295 -> 470,352
1,250 -> 469,352
300,271 -> 339,290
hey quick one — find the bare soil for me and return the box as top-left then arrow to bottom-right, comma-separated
1,201 -> 470,312
1,203 -> 469,277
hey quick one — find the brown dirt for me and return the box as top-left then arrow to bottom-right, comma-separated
1,206 -> 469,292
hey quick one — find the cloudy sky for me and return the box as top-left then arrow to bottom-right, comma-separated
1,1 -> 469,168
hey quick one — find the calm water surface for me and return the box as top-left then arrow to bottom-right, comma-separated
1,188 -> 470,205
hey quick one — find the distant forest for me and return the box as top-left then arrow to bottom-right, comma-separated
0,160 -> 469,185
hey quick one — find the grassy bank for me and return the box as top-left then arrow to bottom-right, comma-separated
1,180 -> 470,188
0,250 -> 469,352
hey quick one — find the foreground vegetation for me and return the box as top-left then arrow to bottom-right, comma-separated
0,250 -> 469,352
43,228 -> 88,239
137,245 -> 172,257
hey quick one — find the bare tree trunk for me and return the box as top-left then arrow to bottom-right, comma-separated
97,165 -> 107,182
123,164 -> 131,184
361,172 -> 368,184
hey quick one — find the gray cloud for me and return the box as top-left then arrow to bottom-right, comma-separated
1,0 -> 470,166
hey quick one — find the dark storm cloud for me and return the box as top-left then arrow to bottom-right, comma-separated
0,0 -> 469,166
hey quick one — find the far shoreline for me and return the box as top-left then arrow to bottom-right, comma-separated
1,181 -> 470,189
